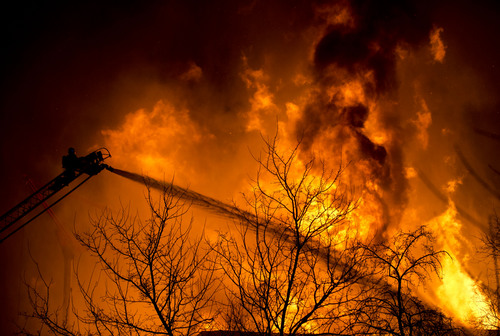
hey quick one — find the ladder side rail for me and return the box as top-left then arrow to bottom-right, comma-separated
0,173 -> 94,244
0,171 -> 84,231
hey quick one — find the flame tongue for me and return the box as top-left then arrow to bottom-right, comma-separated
429,204 -> 495,327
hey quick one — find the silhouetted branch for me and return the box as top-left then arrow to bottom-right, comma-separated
212,135 -> 365,336
355,226 -> 464,336
20,181 -> 219,336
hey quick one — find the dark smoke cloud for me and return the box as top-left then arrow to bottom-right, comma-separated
315,1 -> 432,92
296,1 -> 436,236
302,0 -> 433,145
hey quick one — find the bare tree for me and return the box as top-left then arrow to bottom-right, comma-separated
356,226 -> 463,336
20,183 -> 219,336
213,136 -> 365,335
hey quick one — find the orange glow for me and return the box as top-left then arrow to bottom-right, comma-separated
430,27 -> 446,63
102,100 -> 208,180
413,98 -> 432,149
314,1 -> 354,29
240,60 -> 278,133
404,167 -> 418,179
180,62 -> 203,82
323,71 -> 372,108
445,178 -> 463,194
344,195 -> 378,239
438,256 -> 494,327
429,204 -> 495,327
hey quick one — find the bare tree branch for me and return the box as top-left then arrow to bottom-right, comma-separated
20,181 -> 219,336
212,136 -> 364,336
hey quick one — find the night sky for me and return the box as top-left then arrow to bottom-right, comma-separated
1,0 -> 500,333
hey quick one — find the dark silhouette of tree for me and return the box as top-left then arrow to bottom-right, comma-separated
220,299 -> 248,332
458,131 -> 500,332
20,183 -> 219,336
213,136 -> 366,335
479,212 -> 500,332
356,226 -> 464,336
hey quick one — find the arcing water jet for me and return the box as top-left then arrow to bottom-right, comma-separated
106,166 -> 371,282
107,166 -> 258,225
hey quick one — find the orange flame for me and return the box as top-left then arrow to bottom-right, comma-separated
429,203 -> 495,327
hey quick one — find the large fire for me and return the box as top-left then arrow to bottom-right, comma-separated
3,1 -> 500,334
98,3 -> 498,329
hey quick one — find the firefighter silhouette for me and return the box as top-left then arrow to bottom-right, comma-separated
62,147 -> 80,182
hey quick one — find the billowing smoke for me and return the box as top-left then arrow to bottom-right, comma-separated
295,1 -> 435,237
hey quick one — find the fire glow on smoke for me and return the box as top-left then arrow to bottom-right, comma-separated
98,1 -> 497,329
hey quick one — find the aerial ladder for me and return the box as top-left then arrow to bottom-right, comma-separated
0,148 -> 111,243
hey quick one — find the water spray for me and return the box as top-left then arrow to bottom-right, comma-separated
106,166 -> 258,226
